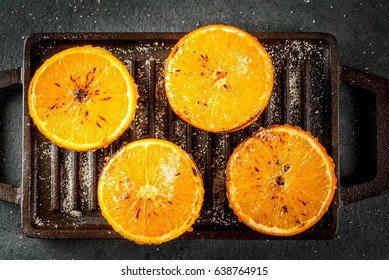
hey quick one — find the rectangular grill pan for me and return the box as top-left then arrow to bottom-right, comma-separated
1,32 -> 388,240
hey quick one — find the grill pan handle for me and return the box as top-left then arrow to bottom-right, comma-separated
340,66 -> 389,204
0,67 -> 22,205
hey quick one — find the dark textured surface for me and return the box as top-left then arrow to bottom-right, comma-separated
0,0 -> 388,259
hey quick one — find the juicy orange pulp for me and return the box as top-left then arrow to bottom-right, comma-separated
28,45 -> 137,151
98,139 -> 204,244
165,24 -> 274,133
226,125 -> 337,236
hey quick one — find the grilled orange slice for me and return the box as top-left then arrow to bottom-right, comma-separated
98,139 -> 204,244
165,24 -> 274,133
28,45 -> 137,151
226,125 -> 337,236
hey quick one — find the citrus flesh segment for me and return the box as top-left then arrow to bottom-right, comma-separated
226,125 -> 337,236
98,139 -> 204,244
165,24 -> 274,133
28,45 -> 137,151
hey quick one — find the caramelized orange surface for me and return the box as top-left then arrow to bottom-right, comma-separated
28,45 -> 137,151
98,139 -> 204,244
165,24 -> 274,133
226,125 -> 337,236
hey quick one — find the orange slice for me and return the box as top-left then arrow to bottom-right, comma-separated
226,125 -> 337,236
28,45 -> 137,151
165,24 -> 274,133
98,139 -> 204,244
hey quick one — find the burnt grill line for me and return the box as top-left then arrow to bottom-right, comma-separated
225,132 -> 233,159
263,63 -> 284,127
167,106 -> 175,141
128,60 -> 137,142
68,150 -> 79,211
186,124 -> 193,153
279,63 -> 286,124
213,134 -> 227,210
262,61 -> 287,126
243,126 -> 250,140
301,60 -> 310,131
108,141 -> 117,156
223,133 -> 233,212
50,143 -> 60,211
32,136 -> 39,218
204,132 -> 213,212
87,151 -> 98,211
147,60 -> 156,138
283,60 -> 291,125
263,106 -> 270,127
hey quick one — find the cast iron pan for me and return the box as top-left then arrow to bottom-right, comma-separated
0,32 -> 388,239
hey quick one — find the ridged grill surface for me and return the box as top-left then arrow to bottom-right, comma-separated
25,33 -> 339,239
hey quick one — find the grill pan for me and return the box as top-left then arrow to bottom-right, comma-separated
0,32 -> 388,240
